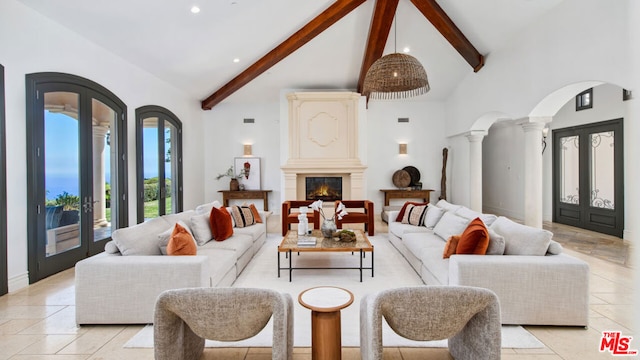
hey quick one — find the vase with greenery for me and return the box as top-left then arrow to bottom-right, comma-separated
216,166 -> 243,191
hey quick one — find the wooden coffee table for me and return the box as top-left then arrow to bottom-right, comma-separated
277,229 -> 374,282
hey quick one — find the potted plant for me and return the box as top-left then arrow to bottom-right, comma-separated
216,166 -> 243,191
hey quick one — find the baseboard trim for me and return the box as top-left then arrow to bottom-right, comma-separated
8,272 -> 29,293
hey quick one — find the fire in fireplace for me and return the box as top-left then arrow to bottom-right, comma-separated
306,177 -> 342,201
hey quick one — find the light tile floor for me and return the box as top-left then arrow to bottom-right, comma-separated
0,224 -> 635,359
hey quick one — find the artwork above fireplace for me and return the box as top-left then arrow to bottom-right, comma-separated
306,177 -> 342,201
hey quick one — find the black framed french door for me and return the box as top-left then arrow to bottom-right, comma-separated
135,106 -> 183,223
26,73 -> 128,282
553,118 -> 624,237
0,64 -> 7,295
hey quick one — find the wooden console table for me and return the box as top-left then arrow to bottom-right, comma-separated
380,189 -> 434,206
218,190 -> 272,211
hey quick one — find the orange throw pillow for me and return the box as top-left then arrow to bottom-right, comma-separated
395,201 -> 429,222
456,217 -> 490,255
209,206 -> 234,241
167,223 -> 197,255
249,203 -> 263,223
443,235 -> 460,259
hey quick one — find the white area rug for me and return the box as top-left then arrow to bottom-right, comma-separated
125,234 -> 545,349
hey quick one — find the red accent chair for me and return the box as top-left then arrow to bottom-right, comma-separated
335,200 -> 374,236
281,200 -> 321,236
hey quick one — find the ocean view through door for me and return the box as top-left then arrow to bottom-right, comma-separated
26,73 -> 128,282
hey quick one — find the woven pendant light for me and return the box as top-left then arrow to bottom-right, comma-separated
362,15 -> 430,100
362,53 -> 430,99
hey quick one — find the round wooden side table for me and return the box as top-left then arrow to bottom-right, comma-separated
298,286 -> 354,360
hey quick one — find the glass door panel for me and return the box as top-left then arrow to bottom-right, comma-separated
559,135 -> 580,205
91,99 -> 116,243
143,118 -> 160,221
589,131 -> 615,210
44,93 -> 82,257
164,120 -> 176,215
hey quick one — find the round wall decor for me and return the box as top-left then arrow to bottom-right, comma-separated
392,169 -> 411,188
402,166 -> 421,186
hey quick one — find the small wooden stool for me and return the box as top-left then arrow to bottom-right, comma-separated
298,286 -> 354,360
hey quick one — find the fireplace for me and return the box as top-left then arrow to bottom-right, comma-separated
306,177 -> 342,201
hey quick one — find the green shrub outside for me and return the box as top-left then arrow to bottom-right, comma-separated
143,177 -> 172,202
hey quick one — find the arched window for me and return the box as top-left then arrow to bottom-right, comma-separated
26,73 -> 128,282
135,106 -> 183,223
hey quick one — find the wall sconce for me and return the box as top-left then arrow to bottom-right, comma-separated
541,127 -> 549,154
243,144 -> 252,156
399,143 -> 407,155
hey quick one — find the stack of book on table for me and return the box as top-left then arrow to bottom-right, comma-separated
296,236 -> 317,247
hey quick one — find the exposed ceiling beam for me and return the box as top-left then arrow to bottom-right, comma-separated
409,0 -> 484,72
201,0 -> 368,110
357,0 -> 399,94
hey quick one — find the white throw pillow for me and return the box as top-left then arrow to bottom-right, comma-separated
454,207 -> 498,227
190,213 -> 213,246
423,204 -> 445,229
547,240 -> 563,255
112,216 -> 170,256
195,201 -> 222,215
432,212 -> 470,241
435,199 -> 462,213
104,241 -> 120,254
486,228 -> 505,255
490,216 -> 553,256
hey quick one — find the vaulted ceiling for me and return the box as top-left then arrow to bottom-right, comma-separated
19,0 -> 564,107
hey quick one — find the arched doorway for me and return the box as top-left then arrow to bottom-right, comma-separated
25,73 -> 128,282
541,83 -> 625,237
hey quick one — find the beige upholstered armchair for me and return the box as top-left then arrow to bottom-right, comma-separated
154,287 -> 294,360
360,286 -> 501,360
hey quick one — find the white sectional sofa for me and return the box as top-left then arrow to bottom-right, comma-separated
387,200 -> 590,327
75,202 -> 267,325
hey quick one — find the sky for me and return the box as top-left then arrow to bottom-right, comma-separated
44,111 -> 167,198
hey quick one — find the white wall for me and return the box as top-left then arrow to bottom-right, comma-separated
202,102 -> 281,211
200,95 -> 448,216
482,121 -> 526,219
628,0 -> 640,333
0,0 -> 203,291
365,101 -> 448,208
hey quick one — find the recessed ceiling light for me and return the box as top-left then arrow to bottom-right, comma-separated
233,58 -> 240,63
403,47 -> 411,53
190,6 -> 200,14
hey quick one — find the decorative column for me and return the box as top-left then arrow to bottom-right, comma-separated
93,126 -> 109,227
466,131 -> 486,212
521,121 -> 546,228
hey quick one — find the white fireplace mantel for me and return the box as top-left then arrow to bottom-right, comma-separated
282,92 -> 367,200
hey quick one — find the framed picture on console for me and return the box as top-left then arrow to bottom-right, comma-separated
235,157 -> 261,190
